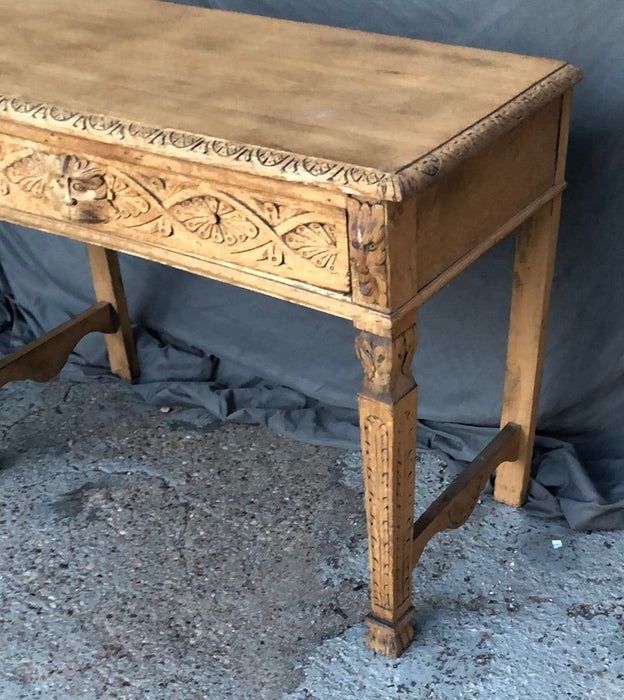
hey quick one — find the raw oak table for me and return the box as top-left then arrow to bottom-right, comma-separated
0,0 -> 580,658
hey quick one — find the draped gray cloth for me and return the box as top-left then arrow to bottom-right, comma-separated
1,0 -> 623,530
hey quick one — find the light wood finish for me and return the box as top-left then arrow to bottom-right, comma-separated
494,89 -> 573,506
0,204 -> 357,322
0,132 -> 349,294
409,183 -> 565,309
494,197 -> 563,506
413,97 -> 561,290
355,316 -> 418,657
0,0 -> 579,201
0,302 -> 117,387
413,423 -> 521,567
86,246 -> 139,381
0,0 -> 580,658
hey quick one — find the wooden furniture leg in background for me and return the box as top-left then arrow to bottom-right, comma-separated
354,313 -> 418,657
86,245 -> 139,381
0,246 -> 138,388
494,196 -> 562,506
0,302 -> 118,388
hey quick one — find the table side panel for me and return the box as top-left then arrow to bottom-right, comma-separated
0,130 -> 350,294
413,96 -> 563,290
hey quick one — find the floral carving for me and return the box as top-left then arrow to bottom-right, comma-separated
355,335 -> 388,392
0,137 -> 349,290
4,151 -> 166,230
5,151 -> 51,198
253,200 -> 302,227
172,196 -> 259,244
0,128 -> 353,292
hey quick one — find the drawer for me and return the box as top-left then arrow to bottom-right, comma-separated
0,133 -> 350,294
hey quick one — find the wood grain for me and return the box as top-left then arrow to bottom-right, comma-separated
86,246 -> 139,381
409,183 -> 565,310
0,0 -> 580,200
494,89 -> 573,506
413,97 -> 561,290
0,204 -> 357,321
0,302 -> 117,387
494,197 -> 563,506
412,423 -> 521,567
0,0 -> 581,661
355,317 -> 418,657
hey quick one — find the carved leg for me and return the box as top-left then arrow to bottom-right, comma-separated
355,315 -> 417,657
494,197 -> 561,506
86,245 -> 139,381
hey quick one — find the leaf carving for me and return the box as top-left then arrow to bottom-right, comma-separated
355,336 -> 383,385
108,176 -> 151,219
139,216 -> 175,237
259,242 -> 285,266
5,152 -> 49,198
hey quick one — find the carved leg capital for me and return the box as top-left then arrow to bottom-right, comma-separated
355,324 -> 416,402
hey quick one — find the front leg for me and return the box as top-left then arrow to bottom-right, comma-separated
355,314 -> 417,657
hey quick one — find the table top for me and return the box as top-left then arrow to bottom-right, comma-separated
0,0 -> 580,200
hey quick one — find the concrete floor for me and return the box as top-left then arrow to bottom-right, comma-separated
0,377 -> 622,699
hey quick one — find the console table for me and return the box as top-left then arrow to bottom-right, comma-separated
0,0 -> 580,658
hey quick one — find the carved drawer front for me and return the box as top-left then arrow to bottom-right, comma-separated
0,135 -> 350,293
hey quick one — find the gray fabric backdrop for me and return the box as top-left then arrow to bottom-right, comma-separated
1,0 -> 623,529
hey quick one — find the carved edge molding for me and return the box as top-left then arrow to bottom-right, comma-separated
0,64 -> 580,203
0,94 -> 397,201
396,63 -> 582,199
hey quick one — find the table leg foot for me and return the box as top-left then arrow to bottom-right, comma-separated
365,607 -> 415,658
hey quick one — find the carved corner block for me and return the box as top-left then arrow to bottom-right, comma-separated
365,608 -> 415,658
347,197 -> 389,309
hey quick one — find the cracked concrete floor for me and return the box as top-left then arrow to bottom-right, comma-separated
0,377 -> 622,699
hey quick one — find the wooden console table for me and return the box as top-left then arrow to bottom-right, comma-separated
0,0 -> 580,657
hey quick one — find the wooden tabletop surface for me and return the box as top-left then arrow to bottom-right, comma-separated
0,0 -> 580,199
